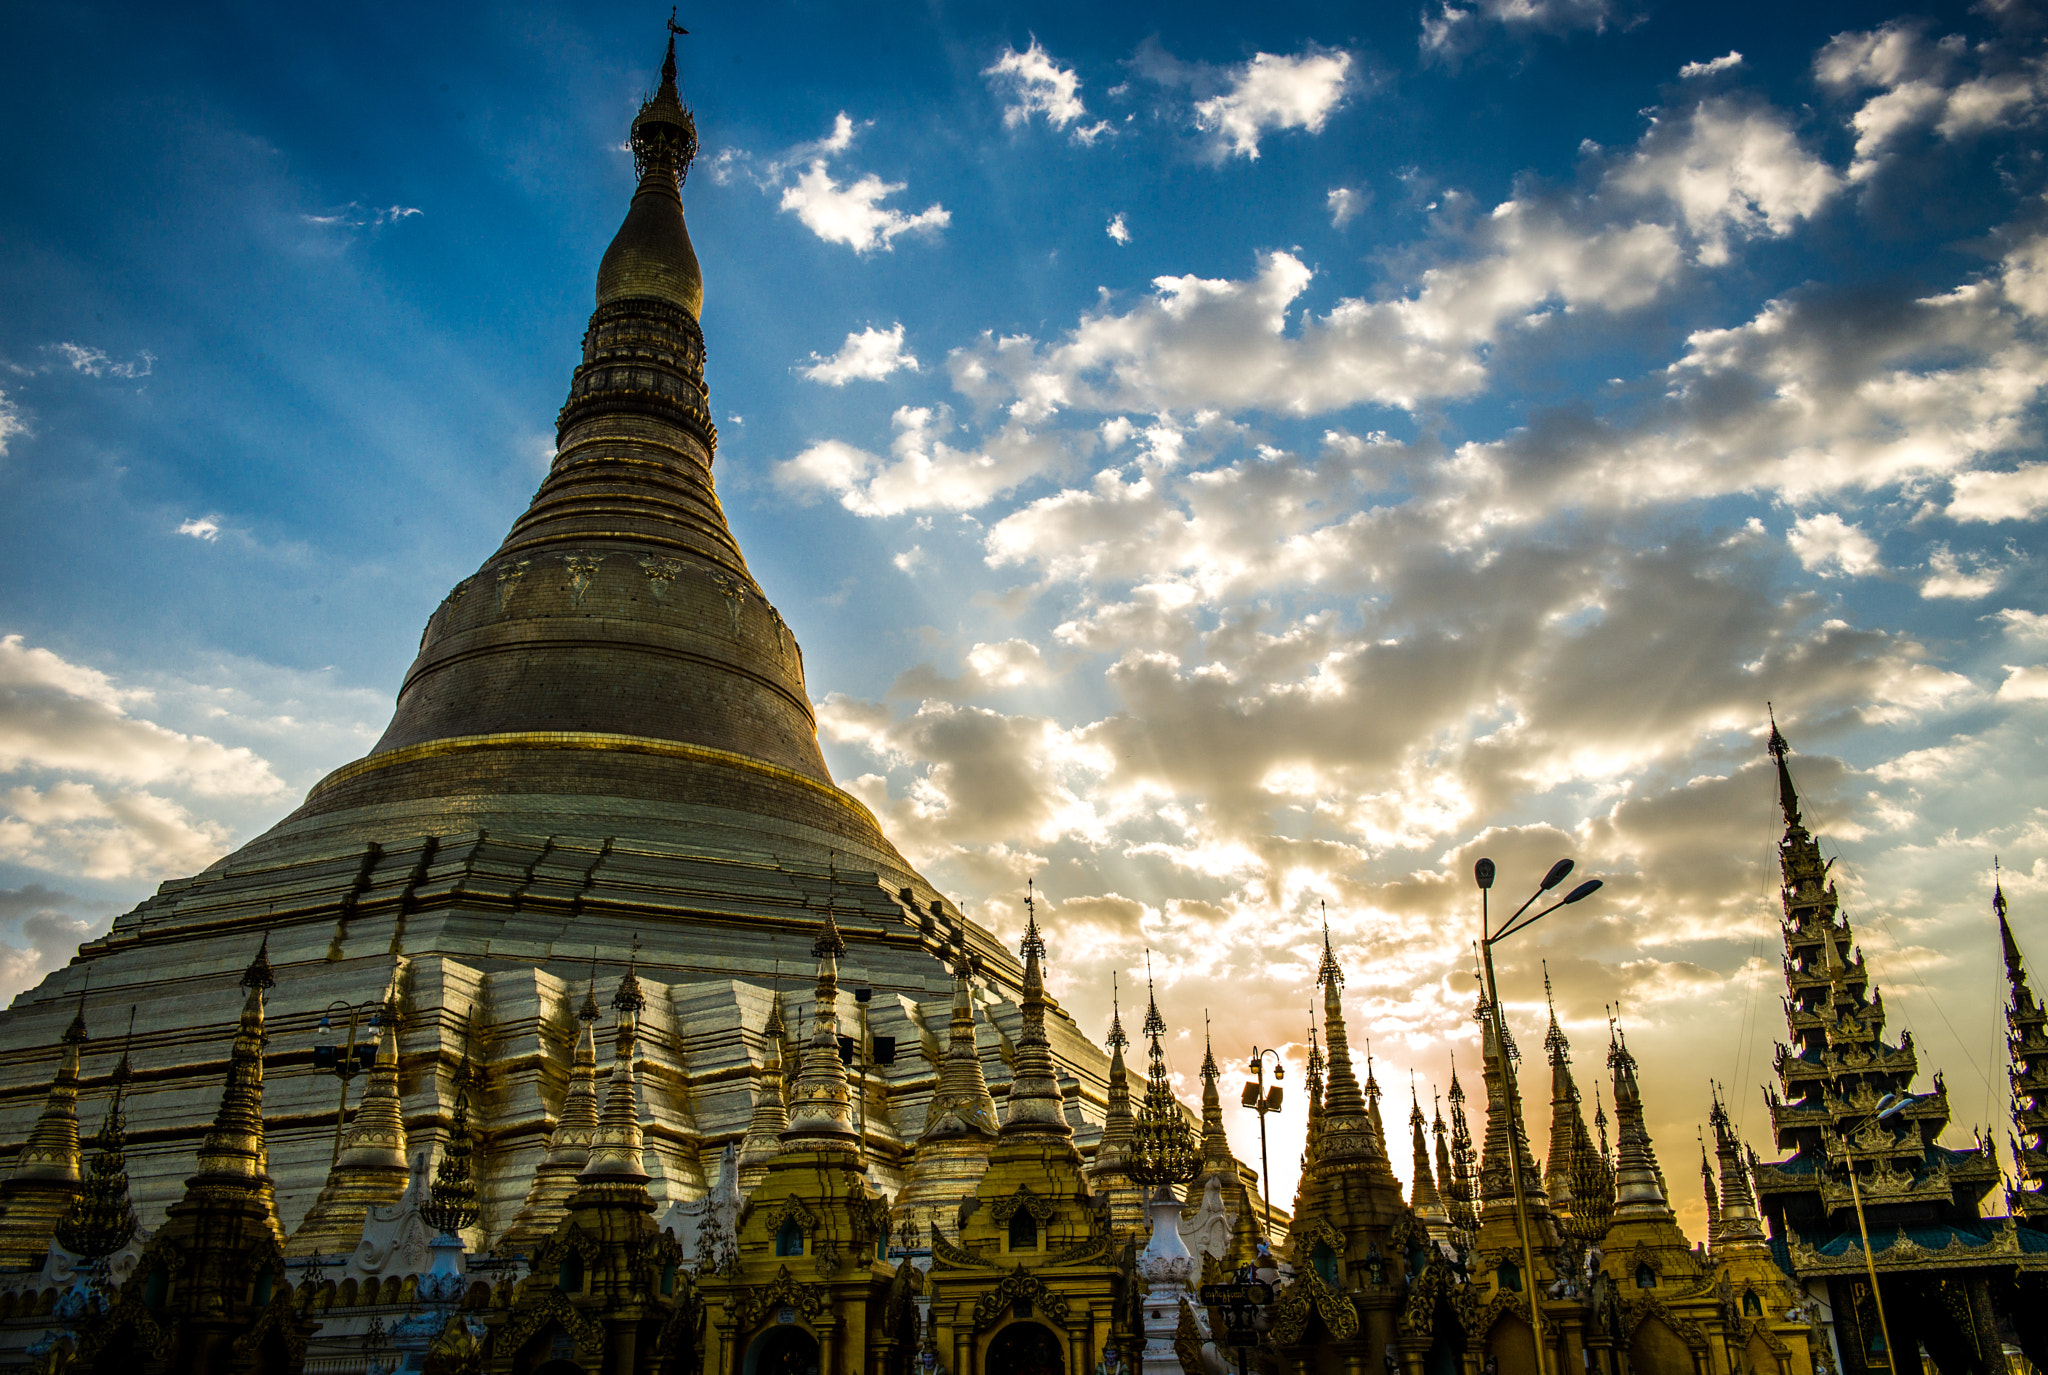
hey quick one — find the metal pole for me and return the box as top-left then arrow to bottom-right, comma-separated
1256,1097 -> 1272,1235
1843,1117 -> 1896,1369
1479,891 -> 1550,1375
330,1005 -> 361,1167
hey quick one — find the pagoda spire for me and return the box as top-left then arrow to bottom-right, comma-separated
999,883 -> 1071,1141
2002,869 -> 2048,1218
1540,969 -> 1592,1213
1475,991 -> 1548,1228
1089,975 -> 1148,1241
194,938 -> 279,1191
1700,1137 -> 1723,1251
55,1007 -> 139,1266
1411,1084 -> 1449,1227
735,992 -> 791,1190
0,983 -> 88,1264
1606,1021 -> 1673,1219
288,967 -> 410,1256
580,956 -> 651,1185
1197,1017 -> 1233,1176
1709,1088 -> 1766,1248
1301,1003 -> 1325,1171
506,973 -> 607,1247
895,941 -> 1000,1234
1315,912 -> 1374,1161
782,908 -> 858,1152
1363,1043 -> 1388,1160
1768,705 -> 1801,829
1446,1057 -> 1478,1241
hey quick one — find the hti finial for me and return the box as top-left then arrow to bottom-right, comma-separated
662,9 -> 686,85
1317,901 -> 1344,989
1107,972 -> 1127,1050
241,932 -> 276,992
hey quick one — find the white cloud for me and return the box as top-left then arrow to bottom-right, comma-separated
177,516 -> 222,542
1421,0 -> 1615,62
301,203 -> 421,230
0,634 -> 287,797
53,343 -> 153,380
1999,665 -> 2048,702
801,324 -> 920,385
1816,22 -> 2048,182
1680,52 -> 1744,79
1948,464 -> 2048,523
0,388 -> 22,457
780,163 -> 950,254
0,885 -> 109,1001
985,40 -> 1088,133
1194,50 -> 1353,160
1327,187 -> 1364,228
0,782 -> 232,881
1787,513 -> 1881,578
776,407 -> 1076,516
1920,544 -> 2005,599
1607,99 -> 1839,265
1107,214 -> 1130,245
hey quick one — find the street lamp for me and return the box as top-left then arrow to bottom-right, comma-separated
313,999 -> 384,1167
1474,856 -> 1603,1375
1241,1049 -> 1286,1235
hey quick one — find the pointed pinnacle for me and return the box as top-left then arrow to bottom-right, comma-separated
813,907 -> 847,959
1317,903 -> 1344,990
241,932 -> 276,991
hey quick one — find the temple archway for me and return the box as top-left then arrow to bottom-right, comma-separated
744,1325 -> 822,1375
986,1320 -> 1065,1375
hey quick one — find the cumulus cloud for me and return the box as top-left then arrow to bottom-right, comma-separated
801,324 -> 920,385
1787,513 -> 1881,578
0,635 -> 286,797
1327,187 -> 1364,228
1816,22 -> 2048,182
1107,214 -> 1130,245
1421,0 -> 1616,62
721,114 -> 950,254
1999,666 -> 2048,702
1948,464 -> 2048,522
177,516 -> 222,542
780,162 -> 950,254
1919,544 -> 2006,599
776,407 -> 1077,516
985,40 -> 1088,134
1193,49 -> 1354,159
0,782 -> 232,881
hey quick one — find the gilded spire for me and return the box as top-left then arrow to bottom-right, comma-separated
1096,976 -> 1135,1171
1709,1088 -> 1765,1247
1301,1005 -> 1324,1169
505,977 -> 605,1248
1700,1138 -> 1722,1251
1446,1058 -> 1478,1242
1316,912 -> 1372,1152
999,883 -> 1071,1140
1410,1084 -> 1447,1224
597,17 -> 703,316
12,992 -> 86,1184
194,937 -> 276,1182
288,988 -> 410,1257
55,1010 -> 137,1262
1606,1021 -> 1673,1218
1542,969 -> 1585,1210
1432,1091 -> 1457,1227
582,956 -> 651,1181
736,991 -> 791,1188
1474,991 -> 1544,1217
1364,1043 -> 1388,1160
921,947 -> 997,1142
781,906 -> 858,1151
1197,1017 -> 1233,1174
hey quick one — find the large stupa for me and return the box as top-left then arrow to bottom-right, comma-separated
0,33 -> 1111,1244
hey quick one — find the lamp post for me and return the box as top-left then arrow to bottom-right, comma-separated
1474,856 -> 1603,1375
1241,1049 -> 1285,1235
313,999 -> 383,1166
1828,1078 -> 1911,1370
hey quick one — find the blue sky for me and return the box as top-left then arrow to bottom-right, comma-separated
3,0 -> 2044,1215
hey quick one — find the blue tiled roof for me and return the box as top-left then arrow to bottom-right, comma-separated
1807,1222 -> 2001,1259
